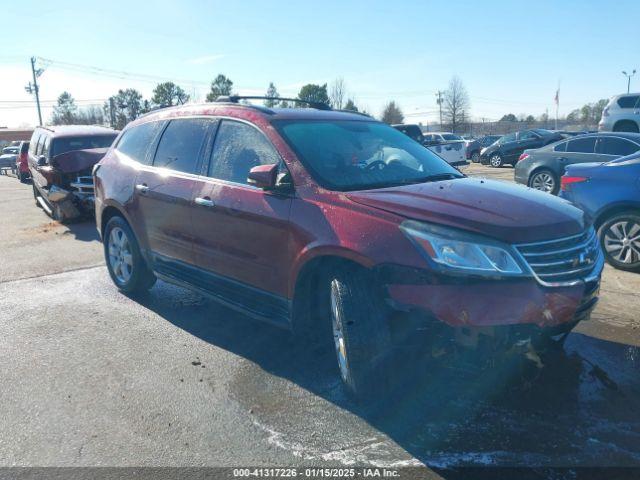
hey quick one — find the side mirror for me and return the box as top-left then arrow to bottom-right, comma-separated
247,163 -> 278,190
37,155 -> 47,166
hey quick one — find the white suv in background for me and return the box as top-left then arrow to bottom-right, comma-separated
599,93 -> 640,133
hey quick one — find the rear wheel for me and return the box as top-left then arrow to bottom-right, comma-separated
329,265 -> 392,400
489,154 -> 503,167
598,212 -> 640,272
613,121 -> 639,133
529,169 -> 559,195
103,216 -> 156,293
471,151 -> 481,163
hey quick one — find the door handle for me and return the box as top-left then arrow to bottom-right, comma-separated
135,183 -> 149,194
195,197 -> 215,207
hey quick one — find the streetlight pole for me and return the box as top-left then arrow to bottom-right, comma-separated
622,70 -> 636,94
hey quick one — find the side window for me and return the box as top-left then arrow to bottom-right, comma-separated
208,120 -> 281,184
597,137 -> 640,156
553,141 -> 567,152
116,121 -> 165,165
518,131 -> 538,141
29,133 -> 41,155
617,96 -> 639,109
501,133 -> 516,143
566,137 -> 596,153
153,118 -> 211,174
41,136 -> 50,158
36,134 -> 46,155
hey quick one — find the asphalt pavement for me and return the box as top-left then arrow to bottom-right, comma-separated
0,167 -> 639,475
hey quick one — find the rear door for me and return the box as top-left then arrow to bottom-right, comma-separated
133,118 -> 214,268
191,119 -> 293,317
506,130 -> 541,163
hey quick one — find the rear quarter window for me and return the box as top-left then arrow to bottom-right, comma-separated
116,121 -> 165,165
553,141 -> 567,152
617,96 -> 639,109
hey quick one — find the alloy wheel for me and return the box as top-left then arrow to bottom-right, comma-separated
108,227 -> 134,284
330,282 -> 350,384
531,172 -> 556,193
603,221 -> 640,265
490,155 -> 502,167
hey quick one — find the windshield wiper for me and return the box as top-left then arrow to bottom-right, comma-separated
414,172 -> 464,182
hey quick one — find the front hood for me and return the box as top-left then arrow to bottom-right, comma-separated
346,178 -> 586,244
51,148 -> 109,174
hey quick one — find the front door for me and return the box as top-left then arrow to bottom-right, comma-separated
191,119 -> 293,317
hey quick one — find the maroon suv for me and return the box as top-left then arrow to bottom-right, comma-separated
94,98 -> 603,398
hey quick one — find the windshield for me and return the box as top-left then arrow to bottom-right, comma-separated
276,120 -> 462,191
51,134 -> 117,157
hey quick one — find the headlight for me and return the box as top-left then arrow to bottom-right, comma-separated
400,220 -> 525,276
480,147 -> 487,155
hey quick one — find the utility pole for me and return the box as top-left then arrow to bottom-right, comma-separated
29,57 -> 43,126
435,90 -> 444,128
622,70 -> 636,94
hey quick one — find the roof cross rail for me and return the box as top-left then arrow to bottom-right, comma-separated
215,95 -> 332,111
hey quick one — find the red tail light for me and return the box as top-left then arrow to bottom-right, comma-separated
518,153 -> 529,162
561,176 -> 588,191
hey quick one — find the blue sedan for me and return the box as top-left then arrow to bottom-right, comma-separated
560,151 -> 640,272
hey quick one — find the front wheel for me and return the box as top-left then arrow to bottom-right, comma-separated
489,154 -> 503,167
330,266 -> 392,400
104,216 -> 156,293
598,212 -> 640,272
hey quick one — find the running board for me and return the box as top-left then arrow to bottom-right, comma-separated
36,195 -> 53,216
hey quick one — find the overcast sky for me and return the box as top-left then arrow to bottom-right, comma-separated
1,0 -> 638,128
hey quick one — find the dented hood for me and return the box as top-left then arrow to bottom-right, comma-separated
51,148 -> 109,174
346,177 -> 586,244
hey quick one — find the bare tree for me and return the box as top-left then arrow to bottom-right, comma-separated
381,101 -> 404,124
443,76 -> 470,133
329,77 -> 347,109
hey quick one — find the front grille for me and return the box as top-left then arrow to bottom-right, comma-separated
69,175 -> 94,198
515,228 -> 601,285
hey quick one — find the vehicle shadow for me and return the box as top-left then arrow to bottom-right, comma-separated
60,219 -> 101,242
132,280 -> 640,473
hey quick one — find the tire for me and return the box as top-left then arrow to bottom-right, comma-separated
471,151 -> 481,163
598,211 -> 640,272
613,121 -> 639,133
329,265 -> 392,400
528,169 -> 559,195
103,216 -> 156,293
489,154 -> 503,168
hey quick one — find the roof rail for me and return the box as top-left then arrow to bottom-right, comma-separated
335,109 -> 372,118
215,95 -> 332,111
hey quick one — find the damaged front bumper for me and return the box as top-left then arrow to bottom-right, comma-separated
44,175 -> 96,222
376,255 -> 603,347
